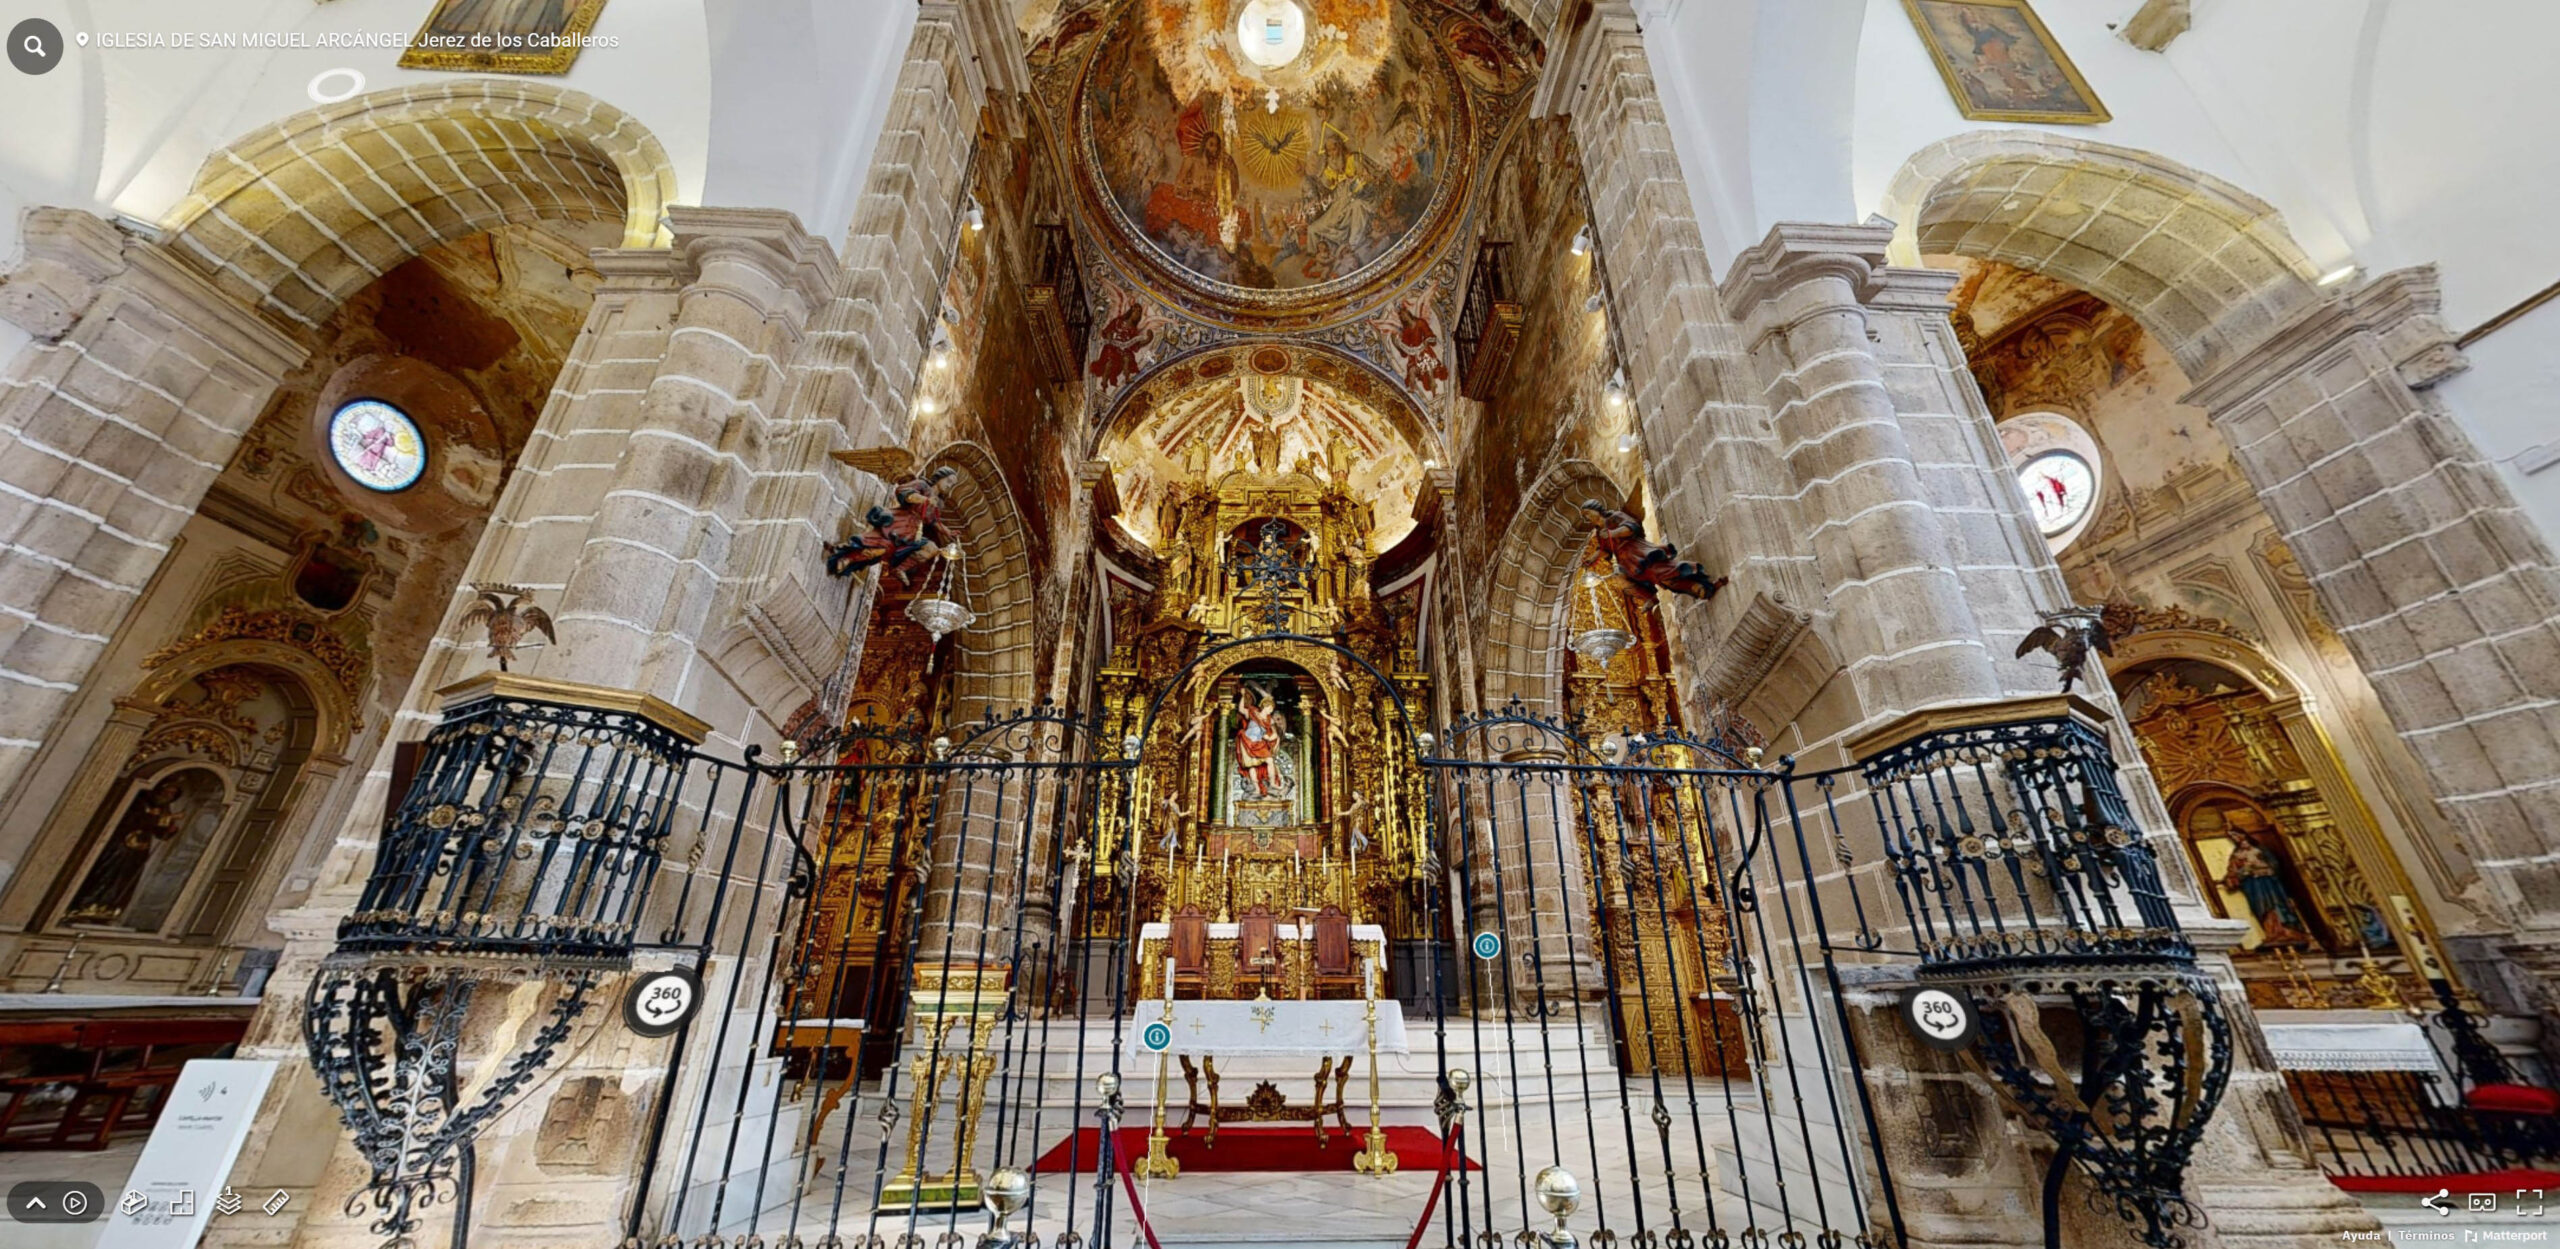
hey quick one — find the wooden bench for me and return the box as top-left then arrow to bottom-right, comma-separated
0,1015 -> 247,1150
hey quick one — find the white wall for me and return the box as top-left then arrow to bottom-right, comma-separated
701,0 -> 920,248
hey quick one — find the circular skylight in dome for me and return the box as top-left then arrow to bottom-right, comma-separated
2018,450 -> 2096,536
327,398 -> 427,493
1236,0 -> 1307,69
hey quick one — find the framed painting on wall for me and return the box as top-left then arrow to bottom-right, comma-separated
1901,0 -> 2111,125
398,0 -> 610,76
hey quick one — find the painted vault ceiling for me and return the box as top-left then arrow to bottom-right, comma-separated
1026,0 -> 1543,438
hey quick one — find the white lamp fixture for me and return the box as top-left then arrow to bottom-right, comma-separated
1568,574 -> 1635,668
1603,369 -> 1629,410
1236,0 -> 1308,70
964,196 -> 987,233
906,543 -> 978,646
1570,227 -> 1592,257
2317,263 -> 2361,288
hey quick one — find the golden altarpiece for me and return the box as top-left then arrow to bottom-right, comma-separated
1099,449 -> 1433,997
781,440 -> 1756,1092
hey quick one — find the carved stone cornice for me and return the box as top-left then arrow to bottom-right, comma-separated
2183,265 -> 2467,413
1689,591 -> 1813,712
0,208 -> 130,340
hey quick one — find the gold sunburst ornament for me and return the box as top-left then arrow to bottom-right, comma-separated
1236,107 -> 1314,188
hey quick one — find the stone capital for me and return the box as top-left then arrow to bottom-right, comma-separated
667,205 -> 842,320
1718,222 -> 1898,324
2183,263 -> 2467,413
0,208 -> 131,339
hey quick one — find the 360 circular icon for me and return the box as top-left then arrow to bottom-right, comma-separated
623,966 -> 704,1038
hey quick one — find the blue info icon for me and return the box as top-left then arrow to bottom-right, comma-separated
1472,931 -> 1502,961
1141,1021 -> 1173,1052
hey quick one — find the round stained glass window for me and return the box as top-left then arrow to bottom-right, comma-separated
327,399 -> 426,493
2018,450 -> 2096,537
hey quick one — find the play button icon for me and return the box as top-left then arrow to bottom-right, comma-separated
8,1180 -> 107,1222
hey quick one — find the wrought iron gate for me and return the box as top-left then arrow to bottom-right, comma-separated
327,673 -> 2225,1249
604,673 -> 1905,1249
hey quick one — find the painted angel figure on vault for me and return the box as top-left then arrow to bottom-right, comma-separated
1230,683 -> 1297,802
1580,500 -> 1729,608
825,454 -> 960,583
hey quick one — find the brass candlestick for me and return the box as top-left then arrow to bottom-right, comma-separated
1134,964 -> 1181,1179
880,965 -> 1010,1211
1352,959 -> 1396,1175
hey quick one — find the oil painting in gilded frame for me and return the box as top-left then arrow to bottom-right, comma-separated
398,0 -> 609,76
1901,0 -> 2111,125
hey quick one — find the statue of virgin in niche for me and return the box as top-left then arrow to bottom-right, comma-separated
65,772 -> 219,926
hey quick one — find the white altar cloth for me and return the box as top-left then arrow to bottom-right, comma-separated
2258,1012 -> 2445,1072
1126,999 -> 1408,1060
1136,920 -> 1389,945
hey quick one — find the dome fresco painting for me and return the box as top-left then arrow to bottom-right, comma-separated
1080,0 -> 1458,298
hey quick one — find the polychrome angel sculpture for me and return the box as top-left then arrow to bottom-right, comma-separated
1579,499 -> 1728,608
825,447 -> 960,583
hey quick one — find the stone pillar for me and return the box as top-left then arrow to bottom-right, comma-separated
204,212 -> 841,1249
543,207 -> 838,712
701,3 -> 981,724
0,209 -> 304,808
1555,5 -> 1829,723
2186,269 -> 2560,948
1720,224 -> 2006,720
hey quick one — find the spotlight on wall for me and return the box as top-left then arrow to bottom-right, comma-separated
1570,227 -> 1592,258
929,326 -> 956,369
2316,263 -> 2362,288
1583,292 -> 1606,315
1617,432 -> 1639,454
1603,369 -> 1629,410
916,392 -> 940,416
964,196 -> 987,233
1422,458 -> 1439,470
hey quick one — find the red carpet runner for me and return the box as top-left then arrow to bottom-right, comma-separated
1031,1125 -> 1475,1174
2327,1168 -> 2560,1194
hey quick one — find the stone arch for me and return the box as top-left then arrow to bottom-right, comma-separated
922,441 -> 1039,720
162,81 -> 679,330
129,637 -> 360,756
1878,131 -> 2324,379
1480,458 -> 1624,710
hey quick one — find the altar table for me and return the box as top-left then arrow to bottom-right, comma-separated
1135,921 -> 1388,1000
1126,999 -> 1406,1148
1123,999 -> 1408,1060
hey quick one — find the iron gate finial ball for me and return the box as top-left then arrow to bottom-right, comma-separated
1534,1165 -> 1581,1218
1098,1072 -> 1120,1098
1448,1067 -> 1471,1096
983,1167 -> 1031,1217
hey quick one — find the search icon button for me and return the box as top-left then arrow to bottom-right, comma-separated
9,18 -> 64,74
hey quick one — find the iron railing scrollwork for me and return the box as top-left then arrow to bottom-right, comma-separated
1857,712 -> 2231,1249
